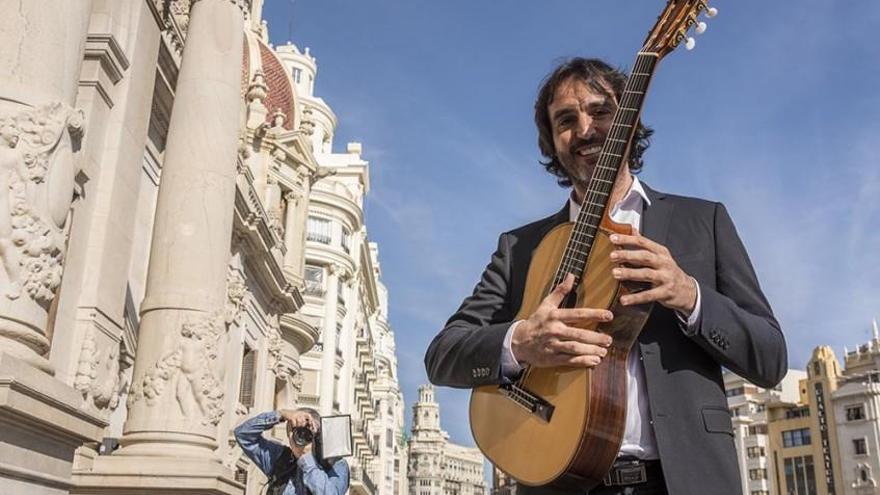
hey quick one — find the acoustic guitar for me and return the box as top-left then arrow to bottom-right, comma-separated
469,0 -> 717,487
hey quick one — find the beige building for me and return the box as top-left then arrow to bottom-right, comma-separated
408,385 -> 486,495
0,1 -> 402,494
725,369 -> 807,495
767,346 -> 845,495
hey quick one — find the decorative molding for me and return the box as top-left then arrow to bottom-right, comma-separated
225,262 -> 246,325
0,101 -> 83,304
191,0 -> 251,17
84,34 -> 131,84
73,329 -> 124,412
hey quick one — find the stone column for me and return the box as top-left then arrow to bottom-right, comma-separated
319,263 -> 342,414
71,0 -> 246,493
0,2 -> 108,493
283,189 -> 304,271
0,0 -> 93,373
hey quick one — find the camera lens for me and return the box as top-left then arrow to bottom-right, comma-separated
292,427 -> 314,447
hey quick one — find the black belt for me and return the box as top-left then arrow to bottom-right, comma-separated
602,457 -> 663,487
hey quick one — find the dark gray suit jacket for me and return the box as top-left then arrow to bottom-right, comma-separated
424,184 -> 787,495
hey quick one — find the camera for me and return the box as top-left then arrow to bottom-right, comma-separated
291,426 -> 314,447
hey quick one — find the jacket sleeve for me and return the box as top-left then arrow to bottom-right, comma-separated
688,203 -> 788,388
233,410 -> 288,476
299,455 -> 350,495
424,233 -> 517,388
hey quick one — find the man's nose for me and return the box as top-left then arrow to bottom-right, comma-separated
575,114 -> 595,139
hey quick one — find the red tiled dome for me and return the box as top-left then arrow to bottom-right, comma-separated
242,33 -> 298,131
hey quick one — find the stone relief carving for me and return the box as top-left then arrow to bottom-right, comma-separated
266,208 -> 284,239
267,317 -> 287,379
74,329 -> 125,411
128,311 -> 226,425
299,107 -> 316,136
225,263 -> 247,325
0,102 -> 83,304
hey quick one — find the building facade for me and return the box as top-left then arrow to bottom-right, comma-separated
725,369 -> 807,495
0,1 -> 402,494
727,322 -> 880,495
408,385 -> 486,495
834,323 -> 880,494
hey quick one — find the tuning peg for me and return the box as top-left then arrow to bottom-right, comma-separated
695,21 -> 708,34
685,37 -> 696,50
706,7 -> 718,18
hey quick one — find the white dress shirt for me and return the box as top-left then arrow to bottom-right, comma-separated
500,176 -> 702,460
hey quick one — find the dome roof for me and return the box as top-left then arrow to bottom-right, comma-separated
242,31 -> 299,131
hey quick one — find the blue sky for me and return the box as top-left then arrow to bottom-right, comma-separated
264,1 -> 880,450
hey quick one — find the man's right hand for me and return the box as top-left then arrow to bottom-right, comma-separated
511,273 -> 614,367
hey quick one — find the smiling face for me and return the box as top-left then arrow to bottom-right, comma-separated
547,76 -> 619,196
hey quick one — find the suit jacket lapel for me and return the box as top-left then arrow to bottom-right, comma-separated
640,182 -> 674,247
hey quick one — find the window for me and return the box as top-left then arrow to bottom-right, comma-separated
748,424 -> 768,436
342,225 -> 351,252
335,323 -> 343,357
337,279 -> 346,307
307,216 -> 332,244
292,67 -> 302,83
854,438 -> 868,455
747,446 -> 766,458
239,344 -> 256,407
726,386 -> 745,397
782,428 -> 812,448
846,404 -> 865,421
234,466 -> 248,485
304,264 -> 324,296
387,428 -> 394,448
750,492 -> 769,495
784,456 -> 816,495
785,407 -> 810,419
748,469 -> 767,480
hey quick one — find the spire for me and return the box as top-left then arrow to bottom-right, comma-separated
873,317 -> 879,340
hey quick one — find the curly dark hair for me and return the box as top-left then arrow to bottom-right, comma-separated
534,57 -> 654,187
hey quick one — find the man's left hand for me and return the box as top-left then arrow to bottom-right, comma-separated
608,231 -> 697,315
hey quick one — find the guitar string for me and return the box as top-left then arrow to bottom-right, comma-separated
558,55 -> 653,279
556,54 -> 655,283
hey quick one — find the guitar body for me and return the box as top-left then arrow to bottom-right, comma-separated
469,217 -> 653,487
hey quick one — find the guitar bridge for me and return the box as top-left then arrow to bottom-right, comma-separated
499,383 -> 555,422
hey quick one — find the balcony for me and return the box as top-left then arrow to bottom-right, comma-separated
350,466 -> 377,495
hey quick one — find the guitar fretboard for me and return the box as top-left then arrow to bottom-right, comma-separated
553,53 -> 659,288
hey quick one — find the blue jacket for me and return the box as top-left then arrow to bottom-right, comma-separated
234,411 -> 350,495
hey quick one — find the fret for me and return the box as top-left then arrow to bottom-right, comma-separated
607,138 -> 628,144
631,72 -> 652,77
601,152 -> 622,158
618,107 -> 639,112
611,123 -> 633,129
592,178 -> 612,185
623,90 -> 645,95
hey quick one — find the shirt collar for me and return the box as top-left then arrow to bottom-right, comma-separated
568,175 -> 651,222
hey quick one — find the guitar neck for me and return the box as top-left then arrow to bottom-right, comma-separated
553,53 -> 659,287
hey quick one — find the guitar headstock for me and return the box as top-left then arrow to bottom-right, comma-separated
642,0 -> 717,58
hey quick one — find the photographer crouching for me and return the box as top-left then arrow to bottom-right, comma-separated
234,408 -> 350,495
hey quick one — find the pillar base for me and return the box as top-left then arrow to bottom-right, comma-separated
71,454 -> 243,495
0,352 -> 106,495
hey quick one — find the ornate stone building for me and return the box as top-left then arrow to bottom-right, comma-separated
408,385 -> 486,495
0,1 -> 402,494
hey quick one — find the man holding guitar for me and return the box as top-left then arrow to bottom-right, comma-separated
424,56 -> 787,495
